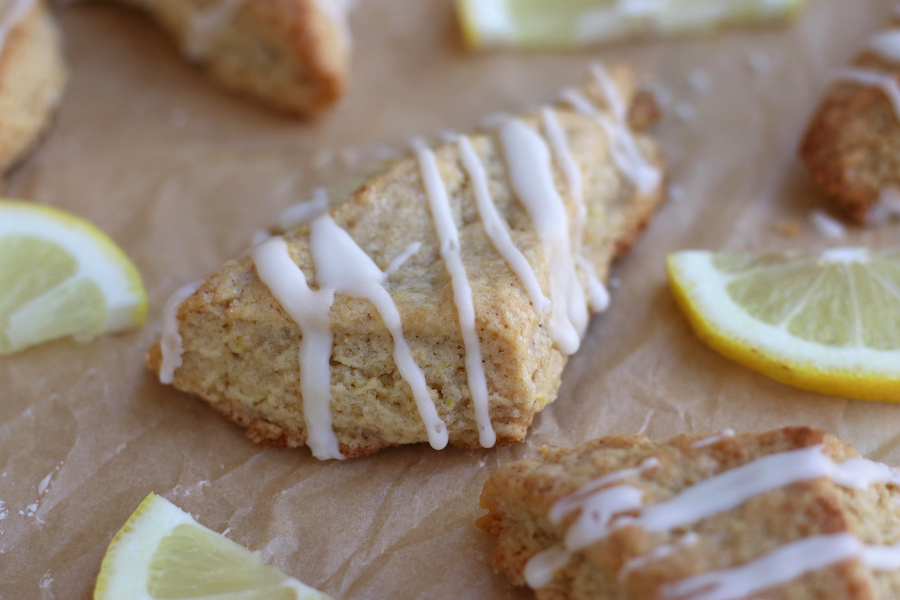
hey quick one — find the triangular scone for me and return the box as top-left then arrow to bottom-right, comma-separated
108,0 -> 349,117
0,0 -> 68,174
801,16 -> 900,223
479,427 -> 900,600
148,65 -> 666,458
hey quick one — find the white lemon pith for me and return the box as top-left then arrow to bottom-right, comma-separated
668,248 -> 900,402
457,0 -> 805,50
94,493 -> 331,600
0,200 -> 146,355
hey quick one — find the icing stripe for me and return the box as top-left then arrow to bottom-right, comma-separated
499,119 -> 589,354
457,135 -> 551,318
252,215 -> 448,459
414,144 -> 495,448
309,216 -> 447,451
660,533 -> 860,600
159,280 -> 204,385
619,532 -> 699,582
549,457 -> 659,524
278,187 -> 330,231
561,70 -> 661,196
541,106 -> 610,313
252,236 -> 343,460
691,428 -> 736,448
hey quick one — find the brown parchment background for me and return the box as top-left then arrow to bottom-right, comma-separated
4,0 -> 900,598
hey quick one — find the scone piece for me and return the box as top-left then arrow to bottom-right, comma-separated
479,427 -> 900,600
109,0 -> 349,116
0,0 -> 68,174
148,66 -> 666,458
800,18 -> 900,223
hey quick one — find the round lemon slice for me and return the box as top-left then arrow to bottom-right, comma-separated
95,493 -> 332,600
0,199 -> 146,355
457,0 -> 805,50
668,248 -> 900,402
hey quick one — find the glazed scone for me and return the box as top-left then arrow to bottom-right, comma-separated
147,65 -> 666,459
479,426 -> 900,600
800,16 -> 900,223
0,0 -> 68,174
109,0 -> 350,116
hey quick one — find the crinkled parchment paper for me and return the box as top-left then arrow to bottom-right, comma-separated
3,1 -> 900,598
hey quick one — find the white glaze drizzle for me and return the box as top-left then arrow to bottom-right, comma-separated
868,29 -> 900,63
499,120 -> 589,355
0,0 -> 37,56
457,135 -> 551,318
691,428 -> 736,448
619,532 -> 699,582
523,543 -> 570,589
413,144 -> 495,448
660,533 -> 860,600
252,237 -> 342,460
540,107 -> 610,313
278,187 -> 330,231
525,444 -> 900,589
659,534 -> 900,600
591,63 -> 628,122
835,68 -> 900,121
549,457 -> 659,524
559,64 -> 661,195
862,540 -> 900,570
159,280 -> 204,384
184,0 -> 251,60
252,217 -> 448,459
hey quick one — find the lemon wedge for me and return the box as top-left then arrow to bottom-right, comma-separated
457,0 -> 805,50
0,200 -> 146,355
668,248 -> 900,402
95,493 -> 331,600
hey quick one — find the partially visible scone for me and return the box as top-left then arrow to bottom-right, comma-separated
0,0 -> 68,174
110,0 -> 350,116
479,427 -> 900,600
147,66 -> 666,459
800,18 -> 900,223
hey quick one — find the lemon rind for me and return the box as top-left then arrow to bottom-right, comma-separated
668,251 -> 900,403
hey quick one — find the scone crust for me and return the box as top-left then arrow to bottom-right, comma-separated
0,0 -> 68,174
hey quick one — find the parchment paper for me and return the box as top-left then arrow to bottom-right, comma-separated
3,1 -> 900,598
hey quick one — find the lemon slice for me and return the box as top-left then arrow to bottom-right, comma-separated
668,248 -> 900,402
457,0 -> 805,50
0,200 -> 146,355
95,493 -> 331,600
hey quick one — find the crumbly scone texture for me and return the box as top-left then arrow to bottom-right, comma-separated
800,23 -> 900,223
147,66 -> 667,458
479,426 -> 900,600
0,0 -> 68,175
111,0 -> 348,116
